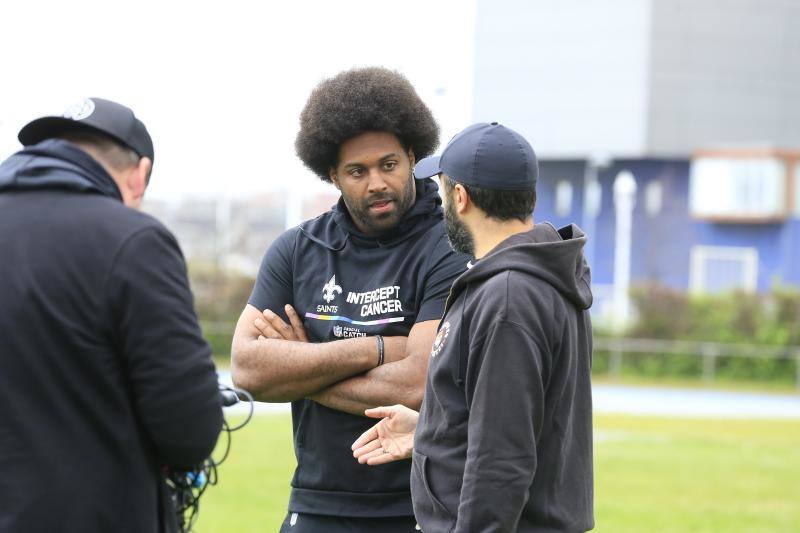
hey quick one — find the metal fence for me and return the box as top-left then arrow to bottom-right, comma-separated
594,337 -> 800,390
201,321 -> 800,390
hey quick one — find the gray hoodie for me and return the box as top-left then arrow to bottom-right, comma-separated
411,222 -> 594,532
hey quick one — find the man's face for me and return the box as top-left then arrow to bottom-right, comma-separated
441,176 -> 475,256
331,131 -> 416,235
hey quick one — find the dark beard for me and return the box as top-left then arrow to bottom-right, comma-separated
444,195 -> 475,256
342,173 -> 416,235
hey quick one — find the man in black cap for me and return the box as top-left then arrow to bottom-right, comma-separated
352,122 -> 595,532
0,98 -> 223,533
231,67 -> 468,532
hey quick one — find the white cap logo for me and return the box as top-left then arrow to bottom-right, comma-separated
62,98 -> 95,121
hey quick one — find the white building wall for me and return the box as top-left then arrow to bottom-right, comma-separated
472,0 -> 652,158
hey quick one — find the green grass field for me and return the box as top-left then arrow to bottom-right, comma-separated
196,414 -> 800,532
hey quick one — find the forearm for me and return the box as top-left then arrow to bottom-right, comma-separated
231,336 -> 379,402
310,348 -> 425,416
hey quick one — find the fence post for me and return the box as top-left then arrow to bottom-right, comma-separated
610,347 -> 623,381
702,345 -> 717,385
795,352 -> 800,392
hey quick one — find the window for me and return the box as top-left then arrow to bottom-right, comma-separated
689,246 -> 758,293
645,180 -> 662,217
584,179 -> 602,218
555,180 -> 573,217
689,157 -> 786,220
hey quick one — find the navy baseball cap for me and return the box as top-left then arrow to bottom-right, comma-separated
18,97 -> 154,162
414,122 -> 537,191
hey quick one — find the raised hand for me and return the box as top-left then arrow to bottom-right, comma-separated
351,405 -> 419,465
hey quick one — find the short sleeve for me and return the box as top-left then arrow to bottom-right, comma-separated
416,231 -> 469,323
247,227 -> 298,314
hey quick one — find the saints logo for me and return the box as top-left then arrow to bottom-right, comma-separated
322,275 -> 342,303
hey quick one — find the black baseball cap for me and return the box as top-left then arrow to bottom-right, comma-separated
18,97 -> 154,162
414,122 -> 537,191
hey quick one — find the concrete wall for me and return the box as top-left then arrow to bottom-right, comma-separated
646,0 -> 800,154
472,0 -> 652,158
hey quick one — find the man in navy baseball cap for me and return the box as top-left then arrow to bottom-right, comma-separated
354,122 -> 595,532
414,121 -> 539,256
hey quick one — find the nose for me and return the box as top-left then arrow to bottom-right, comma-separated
366,168 -> 388,193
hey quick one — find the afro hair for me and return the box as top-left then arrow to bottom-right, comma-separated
295,66 -> 440,181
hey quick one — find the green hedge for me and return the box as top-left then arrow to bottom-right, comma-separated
592,284 -> 800,385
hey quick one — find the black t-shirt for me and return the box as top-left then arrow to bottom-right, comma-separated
248,179 -> 468,517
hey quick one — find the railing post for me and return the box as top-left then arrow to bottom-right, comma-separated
795,352 -> 800,392
702,345 -> 717,385
610,346 -> 623,381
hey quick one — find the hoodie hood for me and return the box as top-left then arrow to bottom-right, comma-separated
448,222 -> 593,311
0,139 -> 122,201
299,177 -> 443,251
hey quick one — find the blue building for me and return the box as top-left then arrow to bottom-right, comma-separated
470,0 -> 800,318
535,152 -> 800,304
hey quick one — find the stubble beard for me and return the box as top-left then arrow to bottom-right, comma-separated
343,172 -> 416,235
444,196 -> 475,256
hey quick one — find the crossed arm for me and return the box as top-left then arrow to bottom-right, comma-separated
231,303 -> 438,415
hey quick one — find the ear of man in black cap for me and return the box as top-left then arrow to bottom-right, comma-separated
0,98 -> 222,533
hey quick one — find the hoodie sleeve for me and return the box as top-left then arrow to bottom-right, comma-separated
106,225 -> 223,469
455,319 -> 545,533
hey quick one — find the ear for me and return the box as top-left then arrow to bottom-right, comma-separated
407,148 -> 416,168
454,183 -> 470,215
329,168 -> 340,189
127,157 -> 151,202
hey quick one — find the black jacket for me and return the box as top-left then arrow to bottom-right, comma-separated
0,140 -> 223,533
411,223 -> 594,532
248,178 -> 468,517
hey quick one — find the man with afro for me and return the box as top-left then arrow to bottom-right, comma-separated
232,67 -> 469,532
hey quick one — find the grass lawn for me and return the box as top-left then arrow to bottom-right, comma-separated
196,413 -> 800,532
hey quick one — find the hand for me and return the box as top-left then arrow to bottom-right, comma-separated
254,305 -> 308,342
351,405 -> 419,465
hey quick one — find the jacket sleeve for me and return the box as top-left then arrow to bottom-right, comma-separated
106,225 -> 223,469
455,319 -> 545,533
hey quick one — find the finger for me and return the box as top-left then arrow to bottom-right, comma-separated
285,305 -> 309,342
257,335 -> 267,341
357,445 -> 388,464
366,452 -> 400,466
352,425 -> 379,450
364,406 -> 395,420
254,318 -> 282,340
352,439 -> 382,460
261,310 -> 295,340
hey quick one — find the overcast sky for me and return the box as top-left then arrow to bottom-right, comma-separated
0,0 -> 476,200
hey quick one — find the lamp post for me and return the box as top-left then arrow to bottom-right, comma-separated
613,170 -> 637,332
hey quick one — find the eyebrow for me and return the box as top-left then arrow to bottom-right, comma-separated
343,153 -> 401,170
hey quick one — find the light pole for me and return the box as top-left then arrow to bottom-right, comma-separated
613,170 -> 637,332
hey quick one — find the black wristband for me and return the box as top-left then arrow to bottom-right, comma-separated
375,335 -> 385,367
